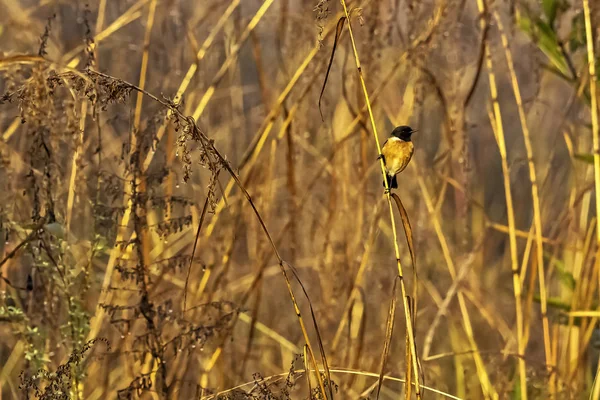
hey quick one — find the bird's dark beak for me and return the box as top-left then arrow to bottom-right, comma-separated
411,129 -> 418,134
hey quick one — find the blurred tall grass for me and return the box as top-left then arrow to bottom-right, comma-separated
1,0 -> 600,398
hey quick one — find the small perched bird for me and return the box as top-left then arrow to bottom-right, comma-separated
379,126 -> 417,191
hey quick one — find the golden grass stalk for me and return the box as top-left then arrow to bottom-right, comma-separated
2,0 -> 146,142
63,0 -> 151,66
109,72 -> 334,396
490,8 -> 541,398
411,160 -> 497,398
132,1 -> 159,389
202,18 -> 337,238
483,28 -> 529,397
65,100 -> 87,234
582,0 -> 600,286
133,0 -> 157,131
338,1 -> 421,397
191,0 -> 276,120
203,367 -> 462,400
376,277 -> 399,399
332,202 -> 383,350
383,86 -> 495,394
87,0 -> 241,343
303,345 -> 313,395
583,0 -> 600,397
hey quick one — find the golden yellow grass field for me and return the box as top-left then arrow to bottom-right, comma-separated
1,0 -> 600,399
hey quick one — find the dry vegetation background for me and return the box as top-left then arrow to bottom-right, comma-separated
1,0 -> 600,399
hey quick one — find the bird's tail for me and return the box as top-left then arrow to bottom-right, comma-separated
383,174 -> 398,189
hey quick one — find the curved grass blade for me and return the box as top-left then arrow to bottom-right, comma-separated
183,196 -> 210,313
391,193 -> 415,270
318,16 -> 346,121
285,261 -> 334,399
376,276 -> 399,399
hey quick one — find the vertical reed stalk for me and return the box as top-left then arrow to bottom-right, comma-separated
582,0 -> 600,278
478,0 -> 551,395
65,100 -> 86,234
492,9 -> 542,398
583,0 -> 600,397
338,1 -> 421,397
412,162 -> 497,399
87,0 -> 238,342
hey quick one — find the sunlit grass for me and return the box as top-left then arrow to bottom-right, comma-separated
1,0 -> 600,399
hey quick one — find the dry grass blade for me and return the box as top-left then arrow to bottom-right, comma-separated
191,0 -> 276,120
183,196 -> 209,313
376,276 -> 398,399
391,193 -> 416,271
583,0 -> 600,396
304,345 -> 313,396
61,0 -> 150,64
475,0 -> 527,396
319,16 -> 346,121
202,367 -> 463,400
492,8 -> 549,397
4,1 -> 596,398
217,147 -> 331,398
64,69 -> 332,399
284,261 -> 334,399
203,16 -> 341,239
391,192 -> 419,386
411,160 -> 496,397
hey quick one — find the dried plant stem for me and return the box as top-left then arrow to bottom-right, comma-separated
87,0 -> 235,342
63,0 -> 151,66
338,0 -> 421,397
213,165 -> 332,399
491,9 -> 535,398
80,66 -> 332,398
133,1 -> 159,390
332,202 -> 383,350
65,100 -> 87,234
202,29 -> 334,237
583,0 -> 600,397
96,0 -> 108,37
174,0 -> 240,105
203,367 -> 462,400
133,0 -> 157,130
411,161 -> 496,399
382,80 -> 495,395
141,0 -> 238,173
191,0 -> 276,120
582,0 -> 600,279
86,0 -> 158,349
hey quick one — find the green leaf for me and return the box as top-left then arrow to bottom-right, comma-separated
511,373 -> 523,400
546,253 -> 576,290
542,0 -> 558,26
534,295 -> 571,311
517,10 -> 570,77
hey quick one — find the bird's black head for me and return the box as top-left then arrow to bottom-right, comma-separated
391,126 -> 417,141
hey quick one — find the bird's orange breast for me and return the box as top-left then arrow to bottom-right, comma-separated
382,138 -> 414,175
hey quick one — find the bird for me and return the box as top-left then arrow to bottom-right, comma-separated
379,125 -> 417,191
